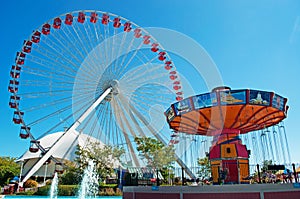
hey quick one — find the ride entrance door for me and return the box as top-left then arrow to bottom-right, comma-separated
222,160 -> 238,184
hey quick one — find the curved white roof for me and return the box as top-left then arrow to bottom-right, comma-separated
17,130 -> 104,162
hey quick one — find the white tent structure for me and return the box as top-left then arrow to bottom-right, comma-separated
16,130 -> 112,181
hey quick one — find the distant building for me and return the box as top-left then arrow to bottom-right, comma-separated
16,130 -> 110,181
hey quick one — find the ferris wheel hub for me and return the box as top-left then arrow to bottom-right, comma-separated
103,80 -> 119,101
108,79 -> 119,95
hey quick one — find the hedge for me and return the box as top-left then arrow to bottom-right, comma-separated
34,184 -> 122,196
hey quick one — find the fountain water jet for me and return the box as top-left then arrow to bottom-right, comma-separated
78,160 -> 99,199
49,172 -> 58,199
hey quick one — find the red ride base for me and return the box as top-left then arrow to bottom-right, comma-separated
208,129 -> 250,184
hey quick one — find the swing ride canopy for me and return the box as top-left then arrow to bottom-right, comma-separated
165,86 -> 288,136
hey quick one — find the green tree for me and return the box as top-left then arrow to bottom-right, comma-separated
197,157 -> 211,180
134,137 -> 176,169
261,160 -> 273,171
134,136 -> 176,183
0,157 -> 20,186
59,160 -> 81,185
74,142 -> 124,181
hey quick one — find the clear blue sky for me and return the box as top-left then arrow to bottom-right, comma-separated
1,0 -> 300,163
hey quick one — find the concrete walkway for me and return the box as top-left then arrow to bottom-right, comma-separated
123,183 -> 300,199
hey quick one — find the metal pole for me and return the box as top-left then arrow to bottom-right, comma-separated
118,166 -> 122,186
156,168 -> 160,186
292,163 -> 298,183
43,162 -> 48,185
257,164 -> 261,183
18,160 -> 24,192
182,167 -> 185,186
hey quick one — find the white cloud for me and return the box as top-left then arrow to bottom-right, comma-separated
289,16 -> 300,44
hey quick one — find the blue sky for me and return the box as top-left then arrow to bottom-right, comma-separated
1,0 -> 300,164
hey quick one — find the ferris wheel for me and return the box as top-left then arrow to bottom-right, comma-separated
8,10 -> 189,183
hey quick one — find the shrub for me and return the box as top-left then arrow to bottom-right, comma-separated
34,185 -> 50,195
45,179 -> 52,186
33,183 -> 122,196
24,179 -> 38,188
35,185 -> 79,196
17,190 -> 36,195
98,186 -> 122,196
58,185 -> 79,196
115,188 -> 123,196
104,188 -> 115,196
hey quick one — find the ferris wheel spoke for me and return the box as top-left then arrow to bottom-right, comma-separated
35,35 -> 81,67
75,23 -> 106,75
18,90 -> 72,102
115,33 -> 138,75
27,102 -> 73,127
67,23 -> 91,57
116,49 -> 155,81
23,65 -> 77,83
119,44 -> 161,79
123,89 -> 173,109
35,112 -> 74,140
40,34 -> 84,69
22,87 -> 73,96
109,28 -> 119,76
27,90 -> 95,129
63,27 -> 100,77
88,23 -> 109,76
114,41 -> 143,78
74,22 -> 94,53
58,27 -> 100,76
101,22 -> 111,74
120,63 -> 167,86
21,95 -> 72,113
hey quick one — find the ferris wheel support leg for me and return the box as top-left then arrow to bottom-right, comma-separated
117,94 -> 145,167
129,104 -> 196,179
116,109 -> 141,167
20,88 -> 113,184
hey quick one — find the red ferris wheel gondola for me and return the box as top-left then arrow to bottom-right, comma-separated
65,14 -> 73,25
29,140 -> 40,153
90,12 -> 98,23
22,40 -> 32,53
77,12 -> 85,23
9,95 -> 20,109
53,17 -> 62,29
20,126 -> 30,139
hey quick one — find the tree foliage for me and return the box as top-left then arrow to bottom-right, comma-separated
197,157 -> 211,180
59,160 -> 81,185
74,142 -> 124,180
0,156 -> 20,186
261,160 -> 273,171
134,137 -> 175,169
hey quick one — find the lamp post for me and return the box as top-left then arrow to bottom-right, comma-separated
43,161 -> 48,185
18,160 -> 24,192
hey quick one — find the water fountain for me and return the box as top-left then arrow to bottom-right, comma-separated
78,160 -> 99,199
49,172 -> 58,199
49,161 -> 99,199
